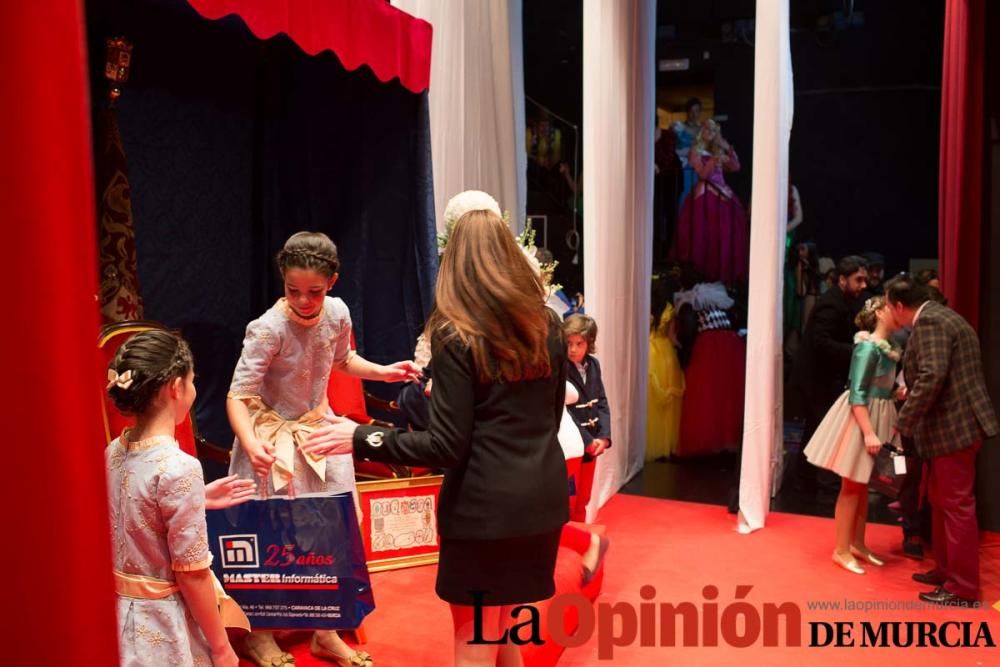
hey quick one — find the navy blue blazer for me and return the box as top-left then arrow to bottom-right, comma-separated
566,355 -> 612,461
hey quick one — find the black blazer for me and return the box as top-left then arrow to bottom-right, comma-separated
565,355 -> 612,461
353,316 -> 569,540
792,286 -> 863,405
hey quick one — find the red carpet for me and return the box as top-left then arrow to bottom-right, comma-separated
243,495 -> 1000,666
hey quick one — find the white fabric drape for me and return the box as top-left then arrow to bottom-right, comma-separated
582,0 -> 656,521
392,0 -> 527,231
738,0 -> 794,533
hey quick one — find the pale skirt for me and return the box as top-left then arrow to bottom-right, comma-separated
117,594 -> 212,667
803,393 -> 897,484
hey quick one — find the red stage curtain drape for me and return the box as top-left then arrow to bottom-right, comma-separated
939,0 -> 985,329
186,0 -> 433,93
1,1 -> 119,663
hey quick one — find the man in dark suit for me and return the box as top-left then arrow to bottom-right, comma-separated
789,255 -> 868,490
887,274 -> 999,606
861,251 -> 885,300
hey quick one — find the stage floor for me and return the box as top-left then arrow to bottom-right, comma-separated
245,494 -> 1000,666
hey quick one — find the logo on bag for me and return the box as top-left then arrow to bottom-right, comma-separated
219,534 -> 260,568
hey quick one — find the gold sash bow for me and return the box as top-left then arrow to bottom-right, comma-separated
114,570 -> 178,599
114,570 -> 251,634
247,398 -> 328,492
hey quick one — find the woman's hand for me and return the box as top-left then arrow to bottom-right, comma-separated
864,433 -> 882,456
301,415 -> 359,458
243,437 -> 276,478
204,474 -> 257,510
382,361 -> 424,383
895,385 -> 908,402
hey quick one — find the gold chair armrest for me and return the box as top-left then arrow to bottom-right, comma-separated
363,391 -> 400,414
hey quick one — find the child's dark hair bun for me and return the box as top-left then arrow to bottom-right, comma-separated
107,329 -> 193,416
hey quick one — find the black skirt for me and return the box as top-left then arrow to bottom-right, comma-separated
435,529 -> 562,606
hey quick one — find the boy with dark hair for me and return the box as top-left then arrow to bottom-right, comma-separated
564,315 -> 612,522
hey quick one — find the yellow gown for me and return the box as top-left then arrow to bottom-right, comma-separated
646,304 -> 685,461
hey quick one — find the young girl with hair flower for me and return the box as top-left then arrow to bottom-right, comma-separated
804,295 -> 902,575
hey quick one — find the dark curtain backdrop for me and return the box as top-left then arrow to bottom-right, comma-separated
86,0 -> 437,449
785,3 -> 943,273
655,1 -> 944,274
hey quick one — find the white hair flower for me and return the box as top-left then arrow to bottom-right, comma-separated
436,192 -> 561,293
443,190 -> 502,229
438,190 -> 504,252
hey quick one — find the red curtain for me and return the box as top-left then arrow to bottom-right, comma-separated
187,0 -> 433,93
1,1 -> 119,663
939,0 -> 985,329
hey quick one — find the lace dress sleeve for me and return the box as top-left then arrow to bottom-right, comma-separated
158,454 -> 211,572
228,319 -> 280,400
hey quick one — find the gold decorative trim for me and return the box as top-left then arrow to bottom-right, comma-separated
278,298 -> 324,327
366,552 -> 441,573
356,475 -> 443,493
357,475 -> 443,572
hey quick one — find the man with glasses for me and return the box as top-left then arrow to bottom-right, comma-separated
887,273 -> 998,606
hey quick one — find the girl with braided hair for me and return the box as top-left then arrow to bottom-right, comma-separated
106,329 -> 245,667
227,231 -> 420,667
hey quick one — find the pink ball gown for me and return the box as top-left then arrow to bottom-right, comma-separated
671,146 -> 749,284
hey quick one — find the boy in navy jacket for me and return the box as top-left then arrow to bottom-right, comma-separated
565,315 -> 612,522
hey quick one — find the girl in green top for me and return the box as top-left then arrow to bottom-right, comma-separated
803,295 -> 902,575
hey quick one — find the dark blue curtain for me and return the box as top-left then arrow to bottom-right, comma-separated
86,0 -> 437,451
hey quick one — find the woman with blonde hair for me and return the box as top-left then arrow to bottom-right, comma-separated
670,119 -> 749,284
302,191 -> 569,666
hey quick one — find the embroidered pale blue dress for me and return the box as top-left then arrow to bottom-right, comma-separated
106,432 -> 213,667
228,296 -> 357,495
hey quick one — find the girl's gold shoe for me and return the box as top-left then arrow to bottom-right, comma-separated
832,551 -> 865,575
310,635 -> 373,667
851,545 -> 885,567
244,637 -> 295,667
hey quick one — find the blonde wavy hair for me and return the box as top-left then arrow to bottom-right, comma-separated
695,119 -> 724,156
854,295 -> 887,332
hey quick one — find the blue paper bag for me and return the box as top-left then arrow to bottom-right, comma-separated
207,493 -> 375,630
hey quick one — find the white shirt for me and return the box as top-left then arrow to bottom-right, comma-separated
898,301 -> 932,391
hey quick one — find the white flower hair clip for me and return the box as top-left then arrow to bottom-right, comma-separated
438,190 -> 505,253
443,190 -> 502,230
107,368 -> 135,390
